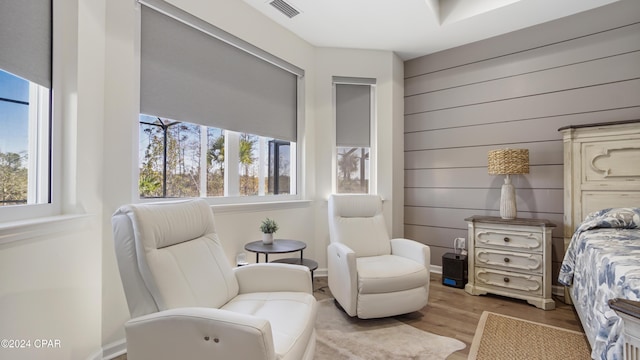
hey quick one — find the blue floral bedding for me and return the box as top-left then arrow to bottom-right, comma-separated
559,208 -> 640,360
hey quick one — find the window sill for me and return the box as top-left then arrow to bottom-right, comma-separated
211,199 -> 312,214
0,214 -> 93,246
137,197 -> 313,213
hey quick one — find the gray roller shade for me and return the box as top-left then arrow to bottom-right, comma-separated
336,83 -> 372,147
0,0 -> 52,87
140,2 -> 299,141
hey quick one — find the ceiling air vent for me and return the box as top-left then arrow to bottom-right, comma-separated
269,0 -> 300,18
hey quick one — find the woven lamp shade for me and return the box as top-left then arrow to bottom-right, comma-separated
488,149 -> 529,175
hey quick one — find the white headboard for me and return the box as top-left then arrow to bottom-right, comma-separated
559,120 -> 640,247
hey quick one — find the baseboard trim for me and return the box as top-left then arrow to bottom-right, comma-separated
102,338 -> 127,360
316,266 -> 443,277
552,285 -> 565,297
315,265 -> 444,278
86,349 -> 103,360
314,268 -> 327,277
430,265 -> 443,274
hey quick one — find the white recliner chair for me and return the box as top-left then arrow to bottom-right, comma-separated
327,194 -> 430,319
111,199 -> 317,360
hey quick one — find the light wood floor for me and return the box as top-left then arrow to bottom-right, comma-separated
114,274 -> 583,360
399,274 -> 582,359
316,274 -> 583,359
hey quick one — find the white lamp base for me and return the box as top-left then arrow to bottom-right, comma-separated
500,175 -> 517,219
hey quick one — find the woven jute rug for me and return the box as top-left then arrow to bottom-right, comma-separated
315,299 -> 466,359
468,311 -> 591,360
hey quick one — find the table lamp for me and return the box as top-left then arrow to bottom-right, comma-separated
488,148 -> 529,219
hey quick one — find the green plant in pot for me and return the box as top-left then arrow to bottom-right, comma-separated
260,218 -> 279,245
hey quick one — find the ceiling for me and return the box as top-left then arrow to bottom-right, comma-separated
242,0 -> 622,60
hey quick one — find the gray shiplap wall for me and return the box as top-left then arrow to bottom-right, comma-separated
403,0 -> 640,284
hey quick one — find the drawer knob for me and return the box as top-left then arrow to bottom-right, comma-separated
503,277 -> 510,283
503,237 -> 510,242
504,257 -> 510,263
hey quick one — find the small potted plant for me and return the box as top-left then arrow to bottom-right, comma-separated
260,218 -> 279,245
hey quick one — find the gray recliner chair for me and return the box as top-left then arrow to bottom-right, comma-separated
111,199 -> 317,360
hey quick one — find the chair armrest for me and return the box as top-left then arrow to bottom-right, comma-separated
126,307 -> 276,360
234,263 -> 312,294
327,242 -> 358,316
390,238 -> 430,267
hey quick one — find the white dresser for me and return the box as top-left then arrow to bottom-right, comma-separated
464,216 -> 556,310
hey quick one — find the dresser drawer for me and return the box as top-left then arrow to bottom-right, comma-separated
475,248 -> 543,274
465,216 -> 555,310
475,268 -> 543,296
475,228 -> 542,252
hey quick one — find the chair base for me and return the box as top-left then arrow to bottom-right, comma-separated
333,286 -> 429,319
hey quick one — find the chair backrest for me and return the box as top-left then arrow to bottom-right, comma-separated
112,199 -> 239,318
328,194 -> 391,257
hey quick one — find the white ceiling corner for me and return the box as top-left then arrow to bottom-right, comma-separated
242,0 -> 623,60
439,0 -> 523,25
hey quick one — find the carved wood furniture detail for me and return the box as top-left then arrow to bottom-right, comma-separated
464,216 -> 556,310
559,119 -> 640,360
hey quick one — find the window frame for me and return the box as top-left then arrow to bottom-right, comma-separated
0,0 -> 60,223
332,78 -> 377,195
135,112 -> 303,206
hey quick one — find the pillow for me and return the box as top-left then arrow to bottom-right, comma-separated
579,207 -> 640,232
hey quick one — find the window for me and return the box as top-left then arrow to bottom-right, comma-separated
0,70 -> 51,206
138,1 -> 302,202
0,1 -> 52,210
268,140 -> 291,195
334,78 -> 375,194
138,116 -> 201,198
138,116 -> 296,199
336,146 -> 370,193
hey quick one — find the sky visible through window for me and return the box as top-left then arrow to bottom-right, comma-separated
0,70 -> 29,155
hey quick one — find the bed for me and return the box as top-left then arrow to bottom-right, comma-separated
558,120 -> 640,360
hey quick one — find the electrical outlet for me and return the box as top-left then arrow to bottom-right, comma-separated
453,237 -> 466,251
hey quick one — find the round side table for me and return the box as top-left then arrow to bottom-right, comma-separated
244,239 -> 318,280
244,239 -> 306,263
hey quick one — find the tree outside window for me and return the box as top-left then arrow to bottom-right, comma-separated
207,128 -> 225,196
139,117 -> 200,198
337,146 -> 369,193
138,115 -> 294,199
239,133 -> 258,196
0,70 -> 50,206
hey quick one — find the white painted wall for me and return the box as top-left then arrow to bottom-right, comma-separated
0,0 -> 105,358
0,218 -> 102,360
313,47 -> 405,239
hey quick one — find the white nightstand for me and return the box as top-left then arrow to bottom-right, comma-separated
464,216 -> 556,310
